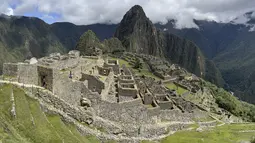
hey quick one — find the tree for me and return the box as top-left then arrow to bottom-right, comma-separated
76,30 -> 101,56
133,58 -> 142,69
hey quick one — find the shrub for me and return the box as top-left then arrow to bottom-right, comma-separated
251,138 -> 255,143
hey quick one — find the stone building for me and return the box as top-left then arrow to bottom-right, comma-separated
97,66 -> 111,76
3,63 -> 18,77
37,66 -> 55,91
80,73 -> 105,94
118,83 -> 138,98
118,75 -> 135,83
104,59 -> 120,75
155,95 -> 174,110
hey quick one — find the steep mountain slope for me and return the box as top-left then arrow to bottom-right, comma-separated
0,15 -> 66,73
0,14 -> 116,74
115,5 -> 224,86
51,22 -> 117,51
155,11 -> 255,103
0,84 -> 98,143
115,5 -> 162,56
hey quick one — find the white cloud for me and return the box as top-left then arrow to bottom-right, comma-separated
251,12 -> 255,19
4,8 -> 14,16
3,0 -> 255,29
232,14 -> 250,24
249,26 -> 255,32
0,1 -> 13,16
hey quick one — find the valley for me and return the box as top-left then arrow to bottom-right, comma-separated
0,4 -> 255,143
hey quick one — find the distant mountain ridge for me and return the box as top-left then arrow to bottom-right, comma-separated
156,12 -> 255,103
0,15 -> 116,75
1,8 -> 255,103
115,5 -> 224,86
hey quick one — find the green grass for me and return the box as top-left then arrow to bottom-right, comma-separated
161,124 -> 255,143
99,75 -> 107,81
193,116 -> 215,122
0,84 -> 100,143
188,123 -> 200,129
164,83 -> 188,95
109,56 -> 160,80
251,138 -> 255,143
109,57 -> 131,67
141,140 -> 156,143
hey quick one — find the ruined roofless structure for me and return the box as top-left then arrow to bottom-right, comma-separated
2,50 -> 207,140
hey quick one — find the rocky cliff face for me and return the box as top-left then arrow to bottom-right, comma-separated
115,5 -> 224,86
0,15 -> 116,74
156,14 -> 255,103
115,5 -> 163,56
0,15 -> 66,74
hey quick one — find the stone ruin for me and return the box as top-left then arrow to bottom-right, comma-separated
2,51 -> 210,141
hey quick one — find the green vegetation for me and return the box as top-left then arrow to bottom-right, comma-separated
161,124 -> 255,143
76,30 -> 101,56
193,116 -> 215,122
188,123 -> 199,129
165,83 -> 188,95
109,56 -> 160,80
0,84 -> 100,143
204,81 -> 255,121
141,140 -> 156,143
103,38 -> 125,54
133,57 -> 143,69
251,138 -> 255,143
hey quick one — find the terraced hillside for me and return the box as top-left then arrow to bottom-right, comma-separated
0,84 -> 100,143
0,75 -> 255,143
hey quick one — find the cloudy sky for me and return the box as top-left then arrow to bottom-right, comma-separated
0,0 -> 255,28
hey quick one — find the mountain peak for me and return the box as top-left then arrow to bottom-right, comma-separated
129,5 -> 144,13
125,5 -> 147,19
114,5 -> 159,55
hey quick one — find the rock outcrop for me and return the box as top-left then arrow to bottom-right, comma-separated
115,5 -> 163,56
115,5 -> 224,86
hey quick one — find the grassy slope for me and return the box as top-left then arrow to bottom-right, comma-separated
0,84 -> 99,143
109,57 -> 160,80
164,83 -> 188,95
161,124 -> 255,143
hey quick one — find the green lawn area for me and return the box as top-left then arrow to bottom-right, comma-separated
161,123 -> 255,143
164,83 -> 188,95
109,57 -> 160,80
0,84 -> 100,143
193,116 -> 215,122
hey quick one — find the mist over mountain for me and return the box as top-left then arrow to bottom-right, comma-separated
156,11 -> 255,103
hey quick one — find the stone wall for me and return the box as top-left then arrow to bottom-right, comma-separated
3,63 -> 18,77
93,99 -> 157,124
118,75 -> 134,83
80,73 -> 105,94
37,66 -> 54,91
104,60 -> 120,75
121,66 -> 132,76
159,109 -> 194,122
53,73 -> 87,106
143,93 -> 153,105
24,86 -> 93,123
118,83 -> 138,97
18,64 -> 38,85
157,97 -> 174,110
80,89 -> 159,124
97,66 -> 111,76
174,82 -> 190,91
82,56 -> 99,59
51,58 -> 80,70
147,101 -> 161,117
